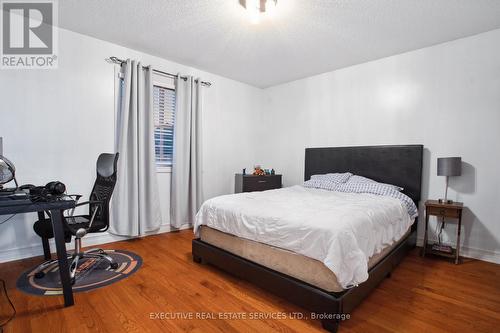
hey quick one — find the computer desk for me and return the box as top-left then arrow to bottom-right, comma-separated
0,198 -> 76,307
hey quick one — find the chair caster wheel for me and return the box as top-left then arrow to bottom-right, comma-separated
110,262 -> 118,269
34,271 -> 45,279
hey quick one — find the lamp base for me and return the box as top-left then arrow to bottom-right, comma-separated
438,198 -> 454,204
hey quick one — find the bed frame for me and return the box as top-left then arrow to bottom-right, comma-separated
192,145 -> 423,332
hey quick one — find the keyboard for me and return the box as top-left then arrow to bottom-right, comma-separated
0,190 -> 31,206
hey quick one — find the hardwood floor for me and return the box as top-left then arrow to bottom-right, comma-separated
1,230 -> 499,332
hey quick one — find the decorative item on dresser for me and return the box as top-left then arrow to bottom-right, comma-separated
235,174 -> 282,193
422,200 -> 464,264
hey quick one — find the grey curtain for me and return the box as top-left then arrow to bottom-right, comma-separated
110,59 -> 162,236
170,76 -> 203,228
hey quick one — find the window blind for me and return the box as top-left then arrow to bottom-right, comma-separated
153,85 -> 176,166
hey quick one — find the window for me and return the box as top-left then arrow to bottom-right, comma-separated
116,71 -> 176,169
153,85 -> 176,167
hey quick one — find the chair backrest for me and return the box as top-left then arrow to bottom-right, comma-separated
89,153 -> 119,230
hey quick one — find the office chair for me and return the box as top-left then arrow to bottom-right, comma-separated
33,153 -> 119,284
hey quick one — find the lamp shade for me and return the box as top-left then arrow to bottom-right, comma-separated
437,157 -> 461,177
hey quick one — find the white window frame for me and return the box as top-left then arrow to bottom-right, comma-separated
114,68 -> 176,174
153,73 -> 176,174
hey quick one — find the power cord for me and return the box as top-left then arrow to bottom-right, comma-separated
432,216 -> 446,245
0,194 -> 47,225
0,193 -> 59,330
0,215 -> 16,225
0,193 -> 66,330
437,217 -> 445,244
0,279 -> 16,332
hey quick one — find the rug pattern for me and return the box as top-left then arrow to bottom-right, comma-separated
17,249 -> 142,295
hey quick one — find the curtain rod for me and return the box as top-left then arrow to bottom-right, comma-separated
106,56 -> 212,87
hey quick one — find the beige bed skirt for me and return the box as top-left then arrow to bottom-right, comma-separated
199,226 -> 410,292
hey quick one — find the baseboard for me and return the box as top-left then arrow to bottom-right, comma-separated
416,237 -> 500,264
0,223 -> 192,264
3,230 -> 497,265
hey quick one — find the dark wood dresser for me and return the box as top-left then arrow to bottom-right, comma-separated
235,174 -> 282,193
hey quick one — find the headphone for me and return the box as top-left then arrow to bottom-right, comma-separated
28,181 -> 66,199
45,181 -> 66,195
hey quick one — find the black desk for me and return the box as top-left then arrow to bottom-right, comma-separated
0,198 -> 76,307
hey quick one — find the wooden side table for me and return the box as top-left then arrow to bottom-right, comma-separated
422,200 -> 464,264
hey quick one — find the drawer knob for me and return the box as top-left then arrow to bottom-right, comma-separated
440,209 -> 446,215
258,180 -> 267,183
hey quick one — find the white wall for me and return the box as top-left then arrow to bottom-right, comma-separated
259,29 -> 500,263
0,28 -> 264,262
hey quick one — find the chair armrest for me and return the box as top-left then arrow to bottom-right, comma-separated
65,194 -> 82,217
66,194 -> 83,201
74,200 -> 103,208
64,200 -> 102,218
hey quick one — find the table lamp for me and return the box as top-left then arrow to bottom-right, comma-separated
437,157 -> 461,204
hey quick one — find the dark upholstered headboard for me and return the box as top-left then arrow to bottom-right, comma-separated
304,145 -> 423,203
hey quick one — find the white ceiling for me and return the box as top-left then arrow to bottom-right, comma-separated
59,0 -> 500,88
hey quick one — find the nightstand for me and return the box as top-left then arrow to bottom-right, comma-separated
422,200 -> 464,264
235,174 -> 282,193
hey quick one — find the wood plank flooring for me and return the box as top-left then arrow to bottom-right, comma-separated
0,230 -> 499,332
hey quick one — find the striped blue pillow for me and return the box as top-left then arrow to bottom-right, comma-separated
347,175 -> 404,192
304,173 -> 352,190
335,182 -> 417,219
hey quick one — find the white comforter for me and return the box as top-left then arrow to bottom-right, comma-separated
194,185 -> 413,289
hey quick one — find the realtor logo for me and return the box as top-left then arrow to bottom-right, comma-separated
1,0 -> 58,69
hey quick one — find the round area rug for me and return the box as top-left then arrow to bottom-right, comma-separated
17,249 -> 142,296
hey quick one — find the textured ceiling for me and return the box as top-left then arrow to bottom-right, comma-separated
58,0 -> 500,88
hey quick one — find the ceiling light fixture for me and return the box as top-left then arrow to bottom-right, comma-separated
239,0 -> 278,24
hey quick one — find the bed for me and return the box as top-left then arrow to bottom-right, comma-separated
192,145 -> 423,332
